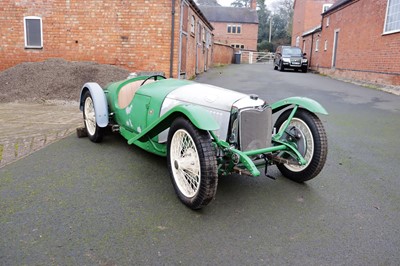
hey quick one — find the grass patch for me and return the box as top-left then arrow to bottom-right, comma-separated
14,142 -> 18,157
361,83 -> 379,90
213,63 -> 227,68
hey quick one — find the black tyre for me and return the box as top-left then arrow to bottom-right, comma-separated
302,67 -> 308,73
82,91 -> 104,143
274,108 -> 327,182
279,61 -> 285,72
167,117 -> 218,209
274,61 -> 278,70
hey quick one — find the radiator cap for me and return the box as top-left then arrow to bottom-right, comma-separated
250,94 -> 259,100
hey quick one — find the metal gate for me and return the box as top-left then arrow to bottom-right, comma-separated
239,51 -> 274,64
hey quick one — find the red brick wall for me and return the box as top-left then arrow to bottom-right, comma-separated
212,22 -> 258,51
180,3 -> 213,79
292,0 -> 336,46
303,34 -> 317,75
292,0 -> 307,46
212,42 -> 234,65
311,0 -> 400,85
0,0 -> 214,79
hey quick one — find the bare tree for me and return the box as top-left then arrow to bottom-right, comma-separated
196,0 -> 221,6
231,0 -> 251,8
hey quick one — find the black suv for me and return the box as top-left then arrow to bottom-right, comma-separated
274,46 -> 308,73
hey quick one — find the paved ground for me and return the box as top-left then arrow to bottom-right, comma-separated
0,102 -> 82,168
1,64 -> 400,265
0,69 -> 398,169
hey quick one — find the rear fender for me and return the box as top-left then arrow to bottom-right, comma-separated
79,82 -> 109,127
128,104 -> 219,144
270,97 -> 328,115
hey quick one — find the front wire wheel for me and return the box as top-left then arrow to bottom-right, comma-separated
167,117 -> 218,209
274,108 -> 328,182
83,91 -> 104,143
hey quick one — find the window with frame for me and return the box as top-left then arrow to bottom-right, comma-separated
227,24 -> 241,34
198,22 -> 202,44
206,31 -> 212,47
191,16 -> 195,34
324,40 -> 328,51
24,16 -> 43,48
315,39 -> 319,52
326,17 -> 330,27
230,43 -> 244,49
322,4 -> 332,13
384,0 -> 400,33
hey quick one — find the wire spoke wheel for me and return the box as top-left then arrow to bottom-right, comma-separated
170,129 -> 201,198
84,96 -> 96,136
82,91 -> 104,143
279,118 -> 314,172
275,109 -> 328,182
167,117 -> 218,209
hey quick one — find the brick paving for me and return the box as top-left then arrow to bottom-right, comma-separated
0,102 -> 82,168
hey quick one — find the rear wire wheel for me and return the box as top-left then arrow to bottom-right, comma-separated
167,117 -> 218,209
274,108 -> 327,182
83,91 -> 104,143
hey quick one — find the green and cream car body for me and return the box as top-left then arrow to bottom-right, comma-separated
79,75 -> 328,209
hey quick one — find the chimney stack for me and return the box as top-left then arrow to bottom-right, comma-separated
250,0 -> 257,10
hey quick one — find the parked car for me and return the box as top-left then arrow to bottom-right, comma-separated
274,46 -> 308,73
79,74 -> 328,209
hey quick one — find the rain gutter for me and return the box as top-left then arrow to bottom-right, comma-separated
170,0 -> 176,78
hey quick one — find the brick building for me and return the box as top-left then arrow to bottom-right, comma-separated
292,0 -> 335,48
199,0 -> 258,51
300,0 -> 400,86
0,0 -> 223,79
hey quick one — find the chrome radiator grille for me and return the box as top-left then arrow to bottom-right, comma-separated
239,107 -> 272,151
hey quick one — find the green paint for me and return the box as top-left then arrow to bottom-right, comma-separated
131,103 -> 220,138
210,131 -> 261,176
210,121 -> 308,177
122,104 -> 219,156
270,96 -> 328,115
273,105 -> 298,139
100,75 -> 317,176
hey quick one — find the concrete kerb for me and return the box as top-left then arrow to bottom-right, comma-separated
309,69 -> 400,96
0,101 -> 82,168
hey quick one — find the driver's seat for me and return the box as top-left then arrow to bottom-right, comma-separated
118,79 -> 155,109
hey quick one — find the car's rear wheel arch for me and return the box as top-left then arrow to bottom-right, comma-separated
82,90 -> 105,143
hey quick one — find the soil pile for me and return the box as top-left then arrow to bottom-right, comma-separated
0,58 -> 130,103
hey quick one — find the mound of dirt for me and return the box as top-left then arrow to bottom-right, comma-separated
0,58 -> 130,103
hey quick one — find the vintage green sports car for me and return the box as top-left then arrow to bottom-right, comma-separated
79,74 -> 328,209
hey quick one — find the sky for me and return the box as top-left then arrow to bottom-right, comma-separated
216,0 -> 231,6
217,0 -> 276,7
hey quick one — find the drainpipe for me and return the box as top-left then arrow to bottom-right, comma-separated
170,0 -> 176,78
309,33 -> 314,69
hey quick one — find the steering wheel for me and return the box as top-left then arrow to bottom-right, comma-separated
140,75 -> 166,86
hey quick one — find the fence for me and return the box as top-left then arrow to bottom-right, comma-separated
239,51 -> 274,64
